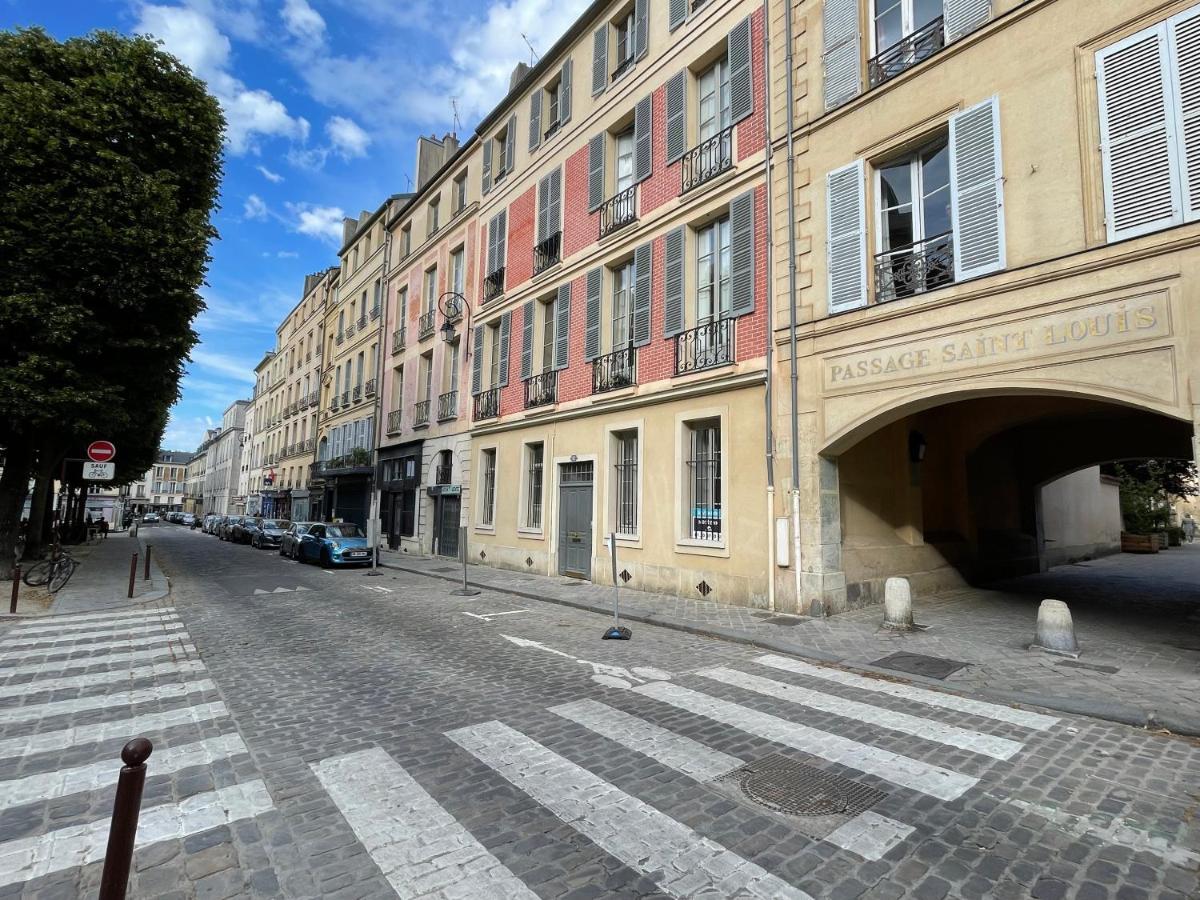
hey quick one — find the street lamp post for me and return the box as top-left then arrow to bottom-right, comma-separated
436,291 -> 475,572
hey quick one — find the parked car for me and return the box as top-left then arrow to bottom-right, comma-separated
279,522 -> 314,559
142,513 -> 159,524
249,518 -> 290,549
298,522 -> 371,566
218,515 -> 243,541
182,513 -> 196,526
229,516 -> 258,544
203,514 -> 220,534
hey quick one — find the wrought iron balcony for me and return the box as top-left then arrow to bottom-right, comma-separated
391,328 -> 405,354
482,268 -> 505,303
329,399 -> 340,413
316,345 -> 323,358
869,17 -> 945,87
352,384 -> 363,402
341,390 -> 350,406
681,126 -> 734,193
336,331 -> 345,345
474,387 -> 500,420
533,232 -> 562,275
599,185 -> 637,239
437,390 -> 458,421
303,438 -> 315,451
874,231 -> 954,304
435,464 -> 453,485
414,398 -> 430,426
674,318 -> 735,375
370,304 -> 381,321
365,378 -> 377,397
543,120 -> 561,141
386,409 -> 402,434
418,309 -> 436,340
346,321 -> 356,338
357,315 -> 368,330
524,370 -> 558,409
592,346 -> 637,394
611,53 -> 635,82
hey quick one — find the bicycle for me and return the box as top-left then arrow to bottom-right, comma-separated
23,541 -> 77,592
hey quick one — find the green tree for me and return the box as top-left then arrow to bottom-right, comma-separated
0,28 -> 223,563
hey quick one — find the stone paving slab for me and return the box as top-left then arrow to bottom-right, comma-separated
42,531 -> 170,617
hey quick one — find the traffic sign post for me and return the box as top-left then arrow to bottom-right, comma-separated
87,441 -> 116,463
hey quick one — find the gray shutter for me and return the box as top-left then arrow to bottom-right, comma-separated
634,95 -> 652,182
729,189 -> 755,316
486,216 -> 497,274
537,176 -> 550,244
669,0 -> 687,31
585,267 -> 602,360
949,97 -> 1005,280
588,133 -> 606,211
634,0 -> 649,60
560,60 -> 573,124
666,71 -> 686,163
548,167 -> 562,235
471,325 -> 484,394
482,139 -> 493,195
632,242 -> 652,347
663,226 -> 685,336
728,16 -> 753,124
1170,8 -> 1200,223
554,284 -> 571,370
826,159 -> 867,312
497,210 -> 508,270
592,26 -> 608,95
498,311 -> 512,387
823,0 -> 860,111
529,90 -> 542,151
521,300 -> 534,379
943,0 -> 990,42
505,114 -> 517,173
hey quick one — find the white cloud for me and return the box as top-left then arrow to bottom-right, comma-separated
286,201 -> 346,244
255,164 -> 284,182
277,250 -> 300,258
242,193 -> 269,220
190,348 -> 259,382
163,412 -> 219,451
281,0 -> 326,43
325,116 -> 371,159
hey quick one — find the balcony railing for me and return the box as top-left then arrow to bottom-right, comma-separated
329,399 -> 340,413
599,185 -> 637,239
681,126 -> 734,193
874,231 -> 955,304
336,331 -> 345,345
418,309 -> 436,340
352,384 -> 363,402
869,17 -> 945,87
435,464 -> 453,485
346,321 -> 356,338
482,268 -> 505,303
592,346 -> 637,394
370,305 -> 381,321
386,409 -> 402,434
316,345 -> 323,358
674,318 -> 735,375
533,232 -> 562,275
524,370 -> 558,409
437,390 -> 458,421
391,328 -> 405,354
341,390 -> 350,406
611,53 -> 635,82
357,315 -> 368,330
474,387 -> 500,420
365,378 -> 377,398
414,399 -> 430,426
303,438 -> 315,452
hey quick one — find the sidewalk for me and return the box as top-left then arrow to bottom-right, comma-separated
378,547 -> 1200,736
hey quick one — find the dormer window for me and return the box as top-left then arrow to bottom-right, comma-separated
613,8 -> 636,79
483,113 -> 517,195
592,0 -> 646,96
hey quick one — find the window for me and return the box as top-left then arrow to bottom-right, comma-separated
453,172 -> 468,213
423,266 -> 438,314
611,260 -> 634,349
696,216 -> 731,324
419,352 -> 433,402
873,0 -> 941,52
616,128 -> 635,193
685,419 -> 721,541
488,322 -> 502,386
614,7 -> 636,76
451,248 -> 465,297
524,442 -> 544,529
875,133 -> 952,303
443,339 -> 460,395
613,429 -> 638,536
400,225 -> 412,257
372,279 -> 382,315
352,247 -> 359,271
545,78 -> 563,138
494,127 -> 510,180
428,196 -> 440,236
698,58 -> 731,142
541,297 -> 556,372
479,448 -> 497,526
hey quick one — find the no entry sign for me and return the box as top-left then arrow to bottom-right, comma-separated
87,441 -> 116,463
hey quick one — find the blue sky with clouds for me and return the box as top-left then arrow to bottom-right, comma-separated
2,0 -> 589,450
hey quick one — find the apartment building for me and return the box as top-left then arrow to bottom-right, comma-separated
379,134 -> 479,557
246,351 -> 274,516
124,449 -> 195,515
203,401 -> 249,515
770,0 -> 1200,613
184,441 -> 208,516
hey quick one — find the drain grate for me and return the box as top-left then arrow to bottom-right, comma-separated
716,754 -> 884,821
871,651 -> 968,680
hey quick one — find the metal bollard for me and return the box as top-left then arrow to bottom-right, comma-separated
143,544 -> 152,581
127,553 -> 138,599
9,565 -> 18,614
97,738 -> 153,900
450,525 -> 479,596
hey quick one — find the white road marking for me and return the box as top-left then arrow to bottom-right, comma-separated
312,747 -> 536,900
634,682 -> 977,801
0,644 -> 197,680
499,634 -> 671,685
0,632 -> 190,663
447,720 -> 812,900
550,699 -> 742,781
697,667 -> 1023,761
0,660 -> 208,701
0,622 -> 186,650
462,610 -> 527,622
0,780 -> 273,889
824,811 -> 914,861
754,655 -> 1059,731
359,585 -> 394,594
9,608 -> 176,628
0,679 -> 217,726
500,634 -> 574,658
0,733 -> 248,813
0,701 -> 229,760
11,612 -> 180,636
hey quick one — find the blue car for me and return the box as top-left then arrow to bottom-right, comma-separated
298,522 -> 372,567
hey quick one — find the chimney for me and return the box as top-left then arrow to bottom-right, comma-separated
510,61 -> 531,92
442,132 -> 459,159
341,215 -> 358,247
415,133 -> 449,190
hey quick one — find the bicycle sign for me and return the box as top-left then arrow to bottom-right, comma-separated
83,461 -> 115,480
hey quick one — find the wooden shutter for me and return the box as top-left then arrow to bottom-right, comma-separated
663,226 -> 685,337
729,188 -> 755,316
486,216 -> 498,275
1169,7 -> 1200,223
949,97 -> 1006,280
592,26 -> 608,95
529,89 -> 542,151
554,284 -> 571,370
669,0 -> 687,31
482,139 -> 493,195
560,59 -> 573,124
632,242 -> 652,347
498,311 -> 511,387
634,0 -> 649,60
666,71 -> 686,163
588,133 -> 606,210
585,267 -> 603,360
728,16 -> 753,125
537,176 -> 550,244
505,114 -> 517,173
521,301 -> 534,379
634,95 -> 652,182
943,0 -> 990,43
822,0 -> 860,111
826,159 -> 867,313
471,325 -> 484,394
496,210 -> 508,270
548,167 -> 563,236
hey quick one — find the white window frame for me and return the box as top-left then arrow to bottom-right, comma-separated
870,0 -> 943,56
697,57 -> 732,142
476,446 -> 498,530
673,407 -> 730,555
606,421 -> 643,544
518,440 -> 547,534
873,132 -> 952,259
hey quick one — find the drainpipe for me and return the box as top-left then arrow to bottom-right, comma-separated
761,0 -> 776,613
783,0 -> 804,611
368,221 -> 392,573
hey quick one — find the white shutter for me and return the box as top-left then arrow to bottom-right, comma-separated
943,0 -> 990,43
1168,7 -> 1200,223
949,96 -> 1006,280
1097,24 -> 1179,242
823,0 -> 860,111
826,159 -> 867,313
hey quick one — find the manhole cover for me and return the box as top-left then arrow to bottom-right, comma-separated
1057,660 -> 1120,675
871,651 -> 968,680
431,566 -> 459,573
717,754 -> 884,819
759,615 -> 804,627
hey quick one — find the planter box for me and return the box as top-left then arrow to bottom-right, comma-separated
1121,532 -> 1159,554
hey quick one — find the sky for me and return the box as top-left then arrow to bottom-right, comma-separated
1,0 -> 590,451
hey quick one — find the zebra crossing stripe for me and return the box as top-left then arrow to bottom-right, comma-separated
311,747 -> 537,900
754,655 -> 1059,731
0,644 -> 198,680
0,733 -> 248,813
0,779 -> 273,889
8,608 -> 177,630
0,701 -> 229,760
0,679 -> 217,726
549,699 -> 743,781
0,622 -> 186,650
0,632 -> 189,663
696,667 -> 1023,761
824,811 -> 914,861
634,682 -> 977,801
0,660 -> 208,702
11,612 -> 180,636
447,720 -> 814,900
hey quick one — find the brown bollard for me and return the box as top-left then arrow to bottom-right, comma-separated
97,738 -> 153,900
143,544 -> 152,581
9,565 -> 18,614
127,553 -> 138,599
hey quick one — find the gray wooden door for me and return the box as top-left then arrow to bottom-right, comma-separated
435,496 -> 460,558
558,463 -> 593,578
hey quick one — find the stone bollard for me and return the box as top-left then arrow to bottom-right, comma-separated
1032,599 -> 1079,656
883,577 -> 915,630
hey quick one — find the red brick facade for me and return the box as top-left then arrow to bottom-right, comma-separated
563,144 -> 598,258
736,9 -> 766,163
505,185 -> 537,291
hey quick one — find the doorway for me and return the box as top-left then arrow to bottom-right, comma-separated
558,462 -> 593,578
435,494 -> 461,558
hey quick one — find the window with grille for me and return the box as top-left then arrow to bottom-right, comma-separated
480,449 -> 497,526
875,132 -> 952,303
613,430 -> 638,536
525,443 -> 544,529
686,419 -> 722,541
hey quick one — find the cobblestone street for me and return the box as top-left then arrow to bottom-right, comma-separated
0,526 -> 1197,898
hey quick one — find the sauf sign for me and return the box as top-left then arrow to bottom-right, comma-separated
82,461 -> 115,481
